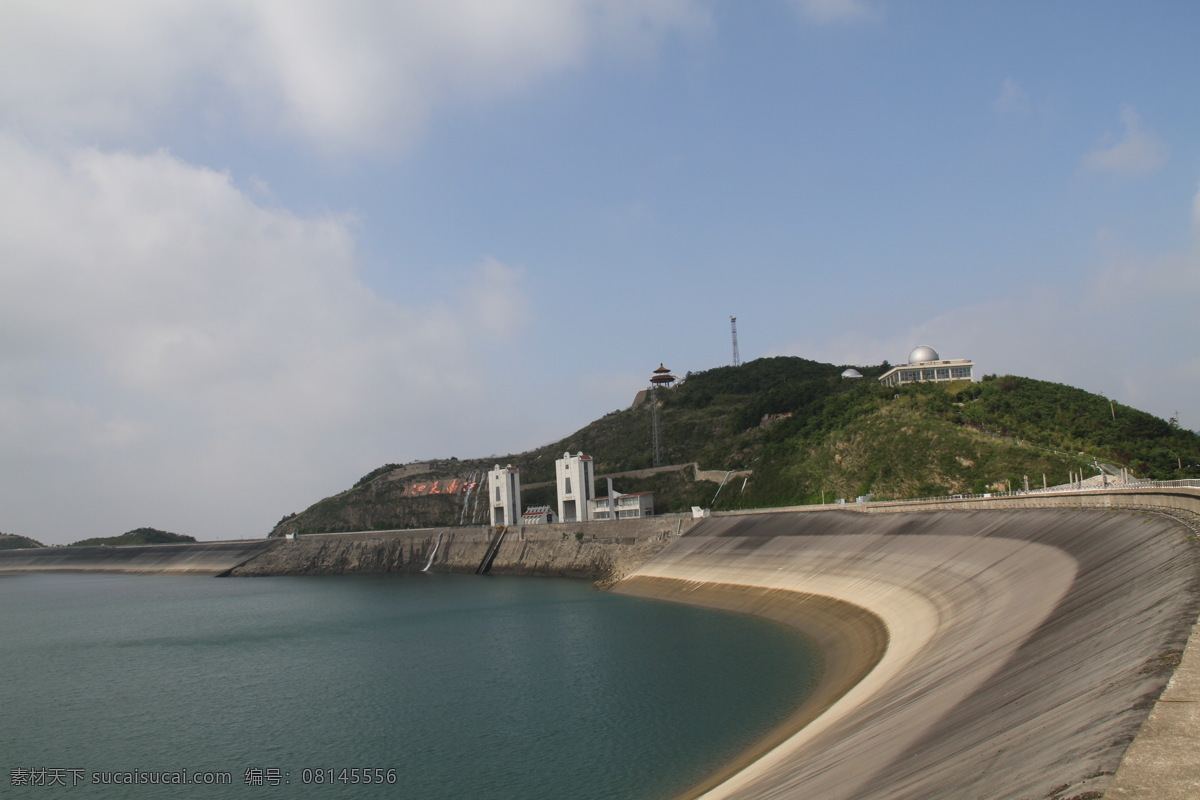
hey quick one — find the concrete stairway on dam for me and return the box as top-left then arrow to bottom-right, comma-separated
475,526 -> 508,575
613,505 -> 1200,800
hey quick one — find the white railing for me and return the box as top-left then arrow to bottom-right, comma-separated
717,480 -> 1200,516
859,479 -> 1200,507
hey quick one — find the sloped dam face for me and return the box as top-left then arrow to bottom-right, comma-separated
613,507 -> 1199,800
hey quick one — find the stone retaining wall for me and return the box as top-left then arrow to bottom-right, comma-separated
227,515 -> 702,579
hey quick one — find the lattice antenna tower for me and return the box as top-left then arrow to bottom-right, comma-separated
730,316 -> 741,367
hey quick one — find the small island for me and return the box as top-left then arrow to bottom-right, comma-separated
68,527 -> 196,548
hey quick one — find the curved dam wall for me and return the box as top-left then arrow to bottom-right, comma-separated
0,539 -> 278,575
613,504 -> 1200,800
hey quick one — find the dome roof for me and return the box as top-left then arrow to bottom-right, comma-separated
841,368 -> 863,378
908,345 -> 940,364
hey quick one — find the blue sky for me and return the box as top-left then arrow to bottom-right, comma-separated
2,1 -> 1197,544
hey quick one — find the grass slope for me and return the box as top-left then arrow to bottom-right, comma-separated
0,533 -> 46,550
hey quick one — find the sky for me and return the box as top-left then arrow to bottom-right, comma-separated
2,1 -> 1198,544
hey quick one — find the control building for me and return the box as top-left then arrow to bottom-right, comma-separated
591,491 -> 655,520
487,464 -> 521,526
556,451 -> 595,523
878,346 -> 974,388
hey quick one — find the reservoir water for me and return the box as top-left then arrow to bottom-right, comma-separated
0,572 -> 821,799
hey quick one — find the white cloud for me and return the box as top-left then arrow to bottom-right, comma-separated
1083,106 -> 1169,177
0,136 -> 530,542
993,78 -> 1030,116
0,0 -> 709,153
789,0 -> 880,24
0,1 -> 712,542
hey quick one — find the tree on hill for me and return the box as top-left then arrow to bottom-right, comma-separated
956,376 -> 1200,477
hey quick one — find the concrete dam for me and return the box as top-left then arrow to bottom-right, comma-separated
3,487 -> 1198,798
618,503 -> 1198,800
0,538 -> 277,575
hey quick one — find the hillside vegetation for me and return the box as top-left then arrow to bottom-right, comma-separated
0,533 -> 46,550
69,527 -> 197,547
272,357 -> 1200,536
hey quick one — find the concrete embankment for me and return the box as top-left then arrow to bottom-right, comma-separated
613,505 -> 1200,800
0,539 -> 279,575
0,517 -> 697,580
227,516 -> 699,579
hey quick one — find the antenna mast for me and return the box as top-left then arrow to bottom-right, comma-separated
730,316 -> 741,367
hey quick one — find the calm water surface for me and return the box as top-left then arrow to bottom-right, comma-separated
0,572 -> 820,799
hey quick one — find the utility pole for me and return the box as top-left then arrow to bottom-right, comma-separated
651,391 -> 661,467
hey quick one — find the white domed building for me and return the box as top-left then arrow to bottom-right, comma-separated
878,346 -> 974,387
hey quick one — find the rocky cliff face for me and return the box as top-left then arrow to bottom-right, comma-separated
270,467 -> 495,536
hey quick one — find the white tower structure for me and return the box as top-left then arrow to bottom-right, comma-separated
487,464 -> 521,526
555,451 -> 595,523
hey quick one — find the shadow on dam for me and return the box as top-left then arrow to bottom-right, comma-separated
614,504 -> 1200,800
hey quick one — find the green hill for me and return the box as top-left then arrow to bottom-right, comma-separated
271,357 -> 1200,536
0,533 -> 46,550
69,527 -> 197,547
